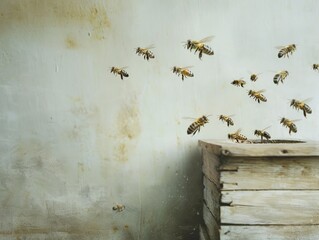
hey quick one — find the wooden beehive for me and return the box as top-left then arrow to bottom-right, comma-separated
199,140 -> 319,240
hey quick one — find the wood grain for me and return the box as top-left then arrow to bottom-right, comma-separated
221,190 -> 319,224
199,224 -> 210,240
202,150 -> 220,187
199,140 -> 319,157
220,157 -> 319,190
220,225 -> 319,240
203,176 -> 220,221
203,203 -> 220,240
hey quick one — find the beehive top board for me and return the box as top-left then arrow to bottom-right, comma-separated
199,140 -> 319,157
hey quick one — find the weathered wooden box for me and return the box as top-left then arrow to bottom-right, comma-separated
199,140 -> 319,240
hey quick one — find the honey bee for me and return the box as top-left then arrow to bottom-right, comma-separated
249,73 -> 261,82
248,89 -> 267,103
172,66 -> 194,81
135,45 -> 155,60
254,126 -> 271,141
110,67 -> 129,80
273,70 -> 289,84
313,64 -> 319,71
184,36 -> 214,59
231,79 -> 246,87
280,118 -> 298,134
228,129 -> 248,143
187,115 -> 209,135
290,99 -> 312,117
219,115 -> 234,127
112,204 -> 125,212
277,44 -> 296,58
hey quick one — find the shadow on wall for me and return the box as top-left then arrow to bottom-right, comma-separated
138,145 -> 203,240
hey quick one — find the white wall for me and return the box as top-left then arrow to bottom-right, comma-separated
0,0 -> 319,239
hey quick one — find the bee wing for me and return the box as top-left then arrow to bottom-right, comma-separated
120,66 -> 128,70
145,44 -> 155,49
275,45 -> 287,49
183,117 -> 197,120
235,128 -> 242,134
292,119 -> 301,122
257,89 -> 266,93
261,126 -> 271,131
199,36 -> 214,43
302,97 -> 313,103
181,66 -> 194,69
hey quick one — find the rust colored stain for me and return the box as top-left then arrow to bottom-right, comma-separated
115,143 -> 128,162
0,1 -> 111,40
65,37 -> 77,49
116,100 -> 141,140
112,226 -> 119,233
113,98 -> 141,162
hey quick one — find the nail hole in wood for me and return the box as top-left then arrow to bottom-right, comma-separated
281,149 -> 288,154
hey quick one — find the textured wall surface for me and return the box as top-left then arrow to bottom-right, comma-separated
0,0 -> 319,239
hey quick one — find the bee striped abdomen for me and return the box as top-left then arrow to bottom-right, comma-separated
278,44 -> 296,58
273,71 -> 289,84
219,115 -> 234,127
187,116 -> 209,135
248,90 -> 267,103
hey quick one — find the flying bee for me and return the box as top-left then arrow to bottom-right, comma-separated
172,66 -> 194,81
187,115 -> 209,135
228,129 -> 248,143
273,70 -> 289,84
280,118 -> 298,134
254,126 -> 271,141
112,203 -> 125,212
249,72 -> 261,82
313,64 -> 319,71
290,98 -> 312,117
184,36 -> 214,59
277,44 -> 296,58
110,67 -> 129,80
231,78 -> 246,87
135,45 -> 155,60
219,115 -> 234,127
248,89 -> 267,103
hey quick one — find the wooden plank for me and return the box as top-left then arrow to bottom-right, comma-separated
220,225 -> 319,240
203,176 -> 220,221
221,190 -> 319,224
199,224 -> 210,240
199,140 -> 319,157
202,150 -> 221,187
220,157 -> 319,190
203,203 -> 220,240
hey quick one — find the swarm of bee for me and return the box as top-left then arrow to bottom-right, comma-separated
172,66 -> 194,81
254,127 -> 271,141
290,99 -> 312,117
280,118 -> 298,134
248,89 -> 267,103
184,36 -> 214,59
187,115 -> 209,135
109,37 -> 314,142
136,45 -> 155,60
219,115 -> 234,127
273,70 -> 289,84
110,67 -> 129,80
277,44 -> 296,58
231,79 -> 246,87
113,204 -> 125,212
228,129 -> 248,143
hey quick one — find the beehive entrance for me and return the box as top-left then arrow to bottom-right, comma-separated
251,139 -> 305,144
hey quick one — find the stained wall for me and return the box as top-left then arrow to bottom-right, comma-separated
0,0 -> 319,239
